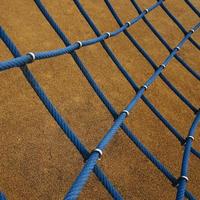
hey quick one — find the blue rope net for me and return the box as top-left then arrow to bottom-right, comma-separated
0,0 -> 199,199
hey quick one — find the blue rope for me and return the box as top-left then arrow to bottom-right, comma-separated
104,0 -> 198,113
184,0 -> 200,17
0,0 -> 164,72
34,1 -> 198,199
0,27 -> 123,200
64,22 -> 199,199
130,0 -> 200,80
176,110 -> 200,200
0,193 -> 6,200
158,0 -> 200,50
0,1 -> 199,199
33,2 -> 198,200
74,0 -> 200,159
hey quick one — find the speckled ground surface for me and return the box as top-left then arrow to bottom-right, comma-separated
0,0 -> 200,199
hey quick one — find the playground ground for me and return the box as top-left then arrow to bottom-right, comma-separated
0,0 -> 200,199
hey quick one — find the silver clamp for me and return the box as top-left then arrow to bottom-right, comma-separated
105,32 -> 111,39
93,148 -> 103,160
122,110 -> 130,117
187,136 -> 194,141
160,64 -> 166,69
126,21 -> 131,27
175,46 -> 180,51
190,29 -> 195,33
173,176 -> 189,187
142,84 -> 148,90
144,9 -> 149,14
27,52 -> 36,63
180,176 -> 189,182
182,135 -> 194,146
76,41 -> 83,49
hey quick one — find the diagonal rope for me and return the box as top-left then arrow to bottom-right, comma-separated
158,0 -> 200,50
74,0 -> 200,158
64,21 -> 200,199
130,0 -> 200,80
0,1 -> 199,200
104,0 -> 198,113
0,27 -> 123,200
0,193 -> 6,200
0,0 -> 164,71
184,0 -> 200,17
33,1 -> 198,200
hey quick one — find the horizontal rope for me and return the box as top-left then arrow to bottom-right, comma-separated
0,0 -> 164,72
0,27 -> 122,200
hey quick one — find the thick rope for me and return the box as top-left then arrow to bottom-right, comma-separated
64,22 -> 199,199
0,193 -> 6,200
104,0 -> 198,113
130,0 -> 200,80
184,0 -> 200,17
0,27 -> 123,200
34,1 -> 198,199
74,0 -> 200,158
176,110 -> 200,200
0,0 -> 164,71
158,0 -> 200,50
0,1 -> 199,199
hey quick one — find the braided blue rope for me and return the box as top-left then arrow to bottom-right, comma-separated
0,0 -> 199,199
34,1 -> 197,199
0,0 -> 163,72
74,0 -> 200,159
130,0 -> 200,80
104,0 -> 198,113
158,0 -> 200,50
176,110 -> 200,200
0,193 -> 6,200
120,124 -> 196,200
0,26 -> 123,200
184,0 -> 200,17
64,22 -> 199,199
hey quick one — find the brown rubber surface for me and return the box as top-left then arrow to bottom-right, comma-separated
0,0 -> 200,199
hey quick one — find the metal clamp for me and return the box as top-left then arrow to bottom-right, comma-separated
27,52 -> 36,63
144,9 -> 149,14
172,176 -> 189,187
175,46 -> 180,51
126,21 -> 131,27
105,32 -> 111,39
180,176 -> 189,182
76,41 -> 83,49
93,148 -> 103,160
182,135 -> 194,146
190,29 -> 195,33
142,84 -> 148,90
187,136 -> 194,141
122,110 -> 130,117
186,136 -> 194,143
160,64 -> 166,69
